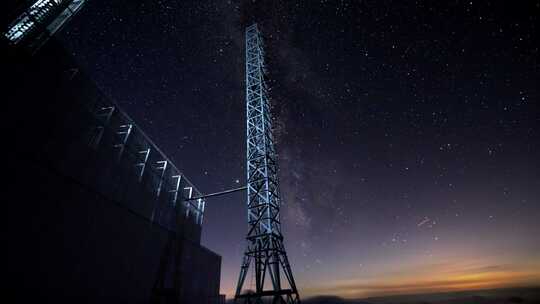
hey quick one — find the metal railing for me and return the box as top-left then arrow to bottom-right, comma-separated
84,95 -> 206,230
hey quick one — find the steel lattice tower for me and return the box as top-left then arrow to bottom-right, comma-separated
235,24 -> 300,304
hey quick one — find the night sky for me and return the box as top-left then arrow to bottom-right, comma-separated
59,0 -> 539,299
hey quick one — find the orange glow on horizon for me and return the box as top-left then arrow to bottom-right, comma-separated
221,267 -> 540,300
220,254 -> 540,299
301,261 -> 540,299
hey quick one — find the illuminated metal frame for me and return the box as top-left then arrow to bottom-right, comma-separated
3,0 -> 86,50
235,23 -> 300,304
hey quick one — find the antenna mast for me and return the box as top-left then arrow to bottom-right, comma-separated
234,23 -> 301,304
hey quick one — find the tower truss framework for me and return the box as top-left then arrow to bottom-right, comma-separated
235,23 -> 300,304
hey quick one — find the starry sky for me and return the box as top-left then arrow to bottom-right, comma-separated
59,0 -> 539,299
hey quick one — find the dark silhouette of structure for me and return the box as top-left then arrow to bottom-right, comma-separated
2,1 -> 221,303
234,24 -> 301,304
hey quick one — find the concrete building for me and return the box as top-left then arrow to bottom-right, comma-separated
2,2 -> 221,303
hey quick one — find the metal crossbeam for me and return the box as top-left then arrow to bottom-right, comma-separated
134,148 -> 151,181
88,106 -> 114,149
114,124 -> 132,160
185,186 -> 247,201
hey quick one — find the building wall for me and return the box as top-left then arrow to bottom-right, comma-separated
3,38 -> 220,303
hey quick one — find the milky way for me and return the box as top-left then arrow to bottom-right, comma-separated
60,0 -> 539,298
